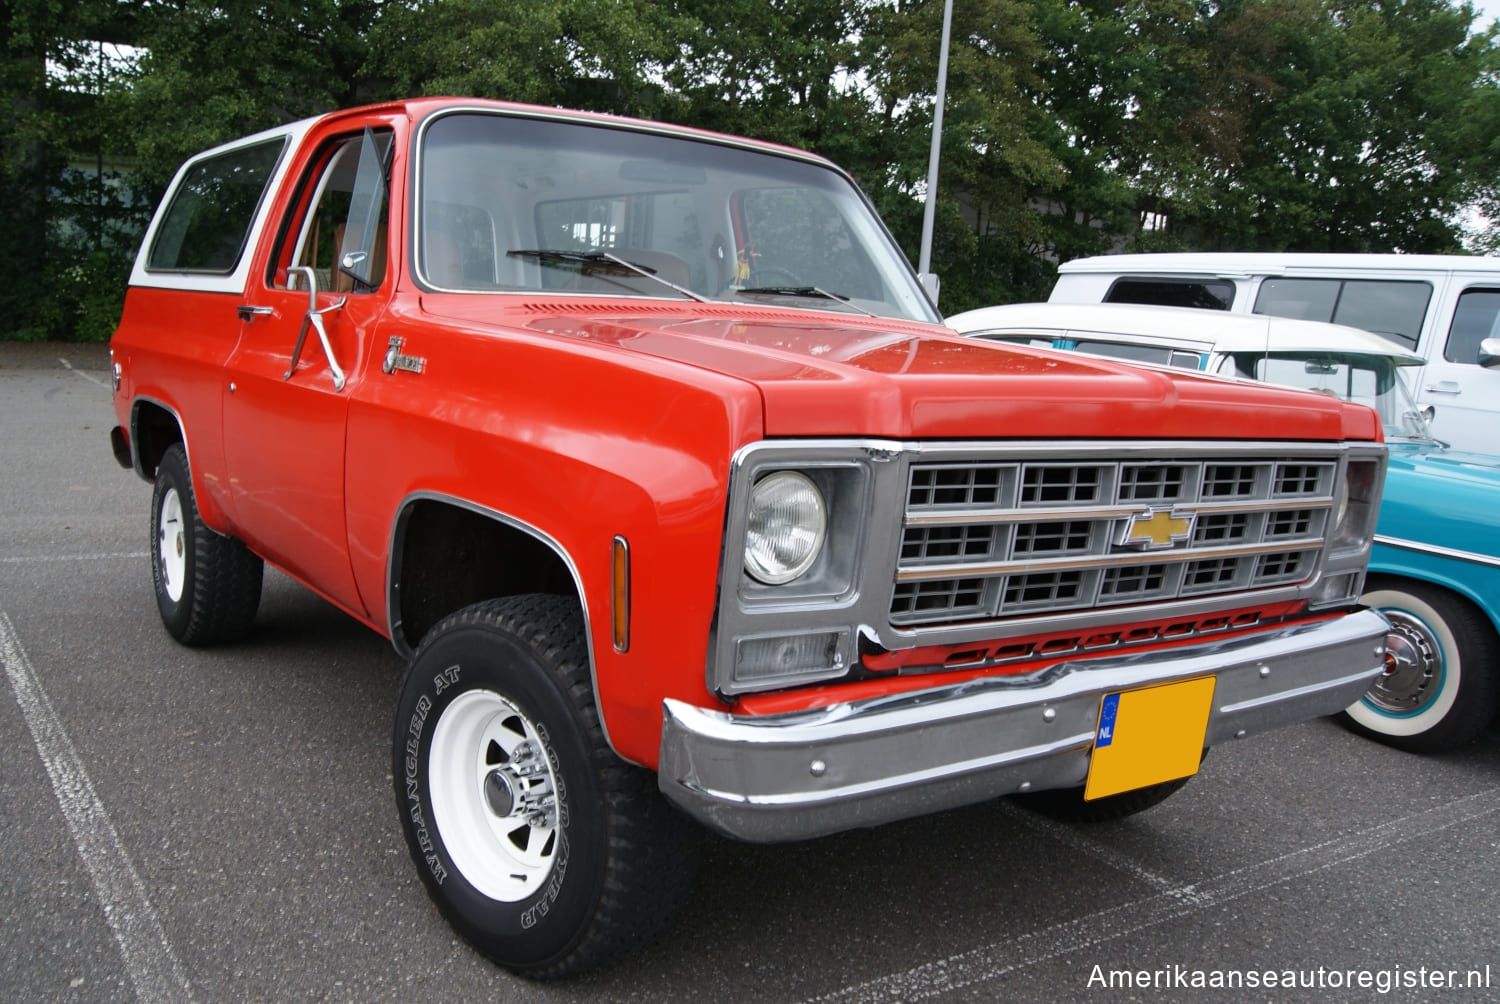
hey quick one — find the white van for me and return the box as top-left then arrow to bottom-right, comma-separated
1049,253 -> 1500,454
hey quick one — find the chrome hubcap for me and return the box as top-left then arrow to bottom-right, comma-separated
484,769 -> 517,817
1367,611 -> 1440,714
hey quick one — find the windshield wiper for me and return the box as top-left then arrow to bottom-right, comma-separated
733,284 -> 878,317
506,249 -> 706,302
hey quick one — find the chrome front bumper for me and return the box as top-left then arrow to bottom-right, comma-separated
659,608 -> 1388,842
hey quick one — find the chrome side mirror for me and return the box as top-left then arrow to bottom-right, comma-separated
918,271 -> 940,307
1478,337 -> 1500,369
284,266 -> 348,391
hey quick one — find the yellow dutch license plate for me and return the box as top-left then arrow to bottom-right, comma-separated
1084,676 -> 1216,801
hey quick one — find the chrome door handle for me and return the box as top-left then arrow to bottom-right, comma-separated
1424,380 -> 1462,395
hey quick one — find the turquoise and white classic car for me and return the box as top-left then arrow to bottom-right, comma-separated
948,301 -> 1500,751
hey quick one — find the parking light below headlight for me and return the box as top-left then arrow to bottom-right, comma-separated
744,472 -> 827,584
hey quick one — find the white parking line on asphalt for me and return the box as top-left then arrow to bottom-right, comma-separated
58,356 -> 110,388
0,607 -> 196,1004
0,553 -> 148,564
810,788 -> 1500,1003
994,799 -> 1199,900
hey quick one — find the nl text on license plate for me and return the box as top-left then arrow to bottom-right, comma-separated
1084,676 -> 1216,801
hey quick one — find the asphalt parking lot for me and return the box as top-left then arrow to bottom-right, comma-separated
3,342 -> 1498,1003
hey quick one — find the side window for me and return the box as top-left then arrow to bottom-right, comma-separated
1255,278 -> 1430,350
1103,278 -> 1235,310
1444,289 -> 1500,364
147,138 -> 285,272
339,129 -> 391,290
977,333 -> 1060,349
1329,281 -> 1430,348
1253,278 -> 1340,323
1067,339 -> 1203,368
271,128 -> 392,293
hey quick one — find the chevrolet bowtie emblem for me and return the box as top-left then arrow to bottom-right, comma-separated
1121,509 -> 1194,549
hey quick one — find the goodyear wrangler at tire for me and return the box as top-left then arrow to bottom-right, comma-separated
392,595 -> 700,979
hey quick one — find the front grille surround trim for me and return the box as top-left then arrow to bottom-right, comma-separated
709,438 -> 1385,697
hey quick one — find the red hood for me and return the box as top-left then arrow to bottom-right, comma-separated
420,298 -> 1380,442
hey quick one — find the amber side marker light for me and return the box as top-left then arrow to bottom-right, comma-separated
611,536 -> 630,653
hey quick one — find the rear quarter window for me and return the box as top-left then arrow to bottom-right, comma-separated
1103,277 -> 1235,310
147,138 -> 286,273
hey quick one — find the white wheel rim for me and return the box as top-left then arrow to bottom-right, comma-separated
428,689 -> 561,902
158,487 -> 186,603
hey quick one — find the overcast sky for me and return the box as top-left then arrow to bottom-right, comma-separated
1475,1 -> 1500,30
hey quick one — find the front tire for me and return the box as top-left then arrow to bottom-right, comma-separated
393,595 -> 700,979
150,443 -> 262,645
1341,579 -> 1498,752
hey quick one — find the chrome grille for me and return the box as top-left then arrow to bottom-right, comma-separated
1014,521 -> 1095,557
891,454 -> 1337,627
1193,512 -> 1250,544
907,465 -> 1007,508
1202,463 -> 1260,498
1020,464 -> 1104,504
1119,464 -> 1187,502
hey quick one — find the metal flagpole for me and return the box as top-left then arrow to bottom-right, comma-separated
916,0 -> 954,303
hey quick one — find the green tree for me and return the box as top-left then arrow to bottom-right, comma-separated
663,0 -> 865,148
1,0 -> 144,340
1024,0 -> 1318,257
125,1 -> 376,195
8,0 -> 1499,339
363,0 -> 681,117
1018,0 -> 1500,264
845,0 -> 1062,311
1456,37 -> 1500,252
1025,0 -> 1161,263
1190,0 -> 1498,252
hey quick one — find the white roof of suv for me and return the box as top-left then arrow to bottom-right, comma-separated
1054,252 -> 1500,276
946,302 -> 1427,366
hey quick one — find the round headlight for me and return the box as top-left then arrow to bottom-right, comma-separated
1332,473 -> 1351,533
744,472 -> 827,585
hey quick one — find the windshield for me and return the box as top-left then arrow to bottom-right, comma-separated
414,111 -> 938,322
1220,351 -> 1434,442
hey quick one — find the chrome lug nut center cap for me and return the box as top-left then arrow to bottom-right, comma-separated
483,769 -> 517,818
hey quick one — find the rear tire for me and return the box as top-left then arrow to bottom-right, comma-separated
1341,579 -> 1498,752
393,595 -> 701,979
150,443 -> 262,645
